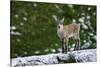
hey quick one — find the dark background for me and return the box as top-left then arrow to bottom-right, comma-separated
11,1 -> 96,58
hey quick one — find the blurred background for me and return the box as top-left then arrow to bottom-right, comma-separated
11,1 -> 96,58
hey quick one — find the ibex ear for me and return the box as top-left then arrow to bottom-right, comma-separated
52,15 -> 58,22
60,17 -> 64,23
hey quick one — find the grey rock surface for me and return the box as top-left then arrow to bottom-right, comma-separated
11,49 -> 96,67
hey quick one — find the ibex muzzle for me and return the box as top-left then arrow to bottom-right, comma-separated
53,16 -> 80,53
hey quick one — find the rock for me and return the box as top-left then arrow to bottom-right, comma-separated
11,49 -> 96,67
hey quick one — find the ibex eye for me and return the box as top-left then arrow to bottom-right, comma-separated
58,26 -> 60,28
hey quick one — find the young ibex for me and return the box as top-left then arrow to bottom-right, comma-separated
53,16 -> 80,53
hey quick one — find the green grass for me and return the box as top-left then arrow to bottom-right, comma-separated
11,1 -> 96,58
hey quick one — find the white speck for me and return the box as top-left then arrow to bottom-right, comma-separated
10,31 -> 14,34
44,49 -> 49,52
51,49 -> 56,53
89,33 -> 94,36
55,43 -> 58,46
83,40 -> 86,43
24,51 -> 28,55
81,13 -> 85,15
81,30 -> 84,33
14,14 -> 19,18
86,21 -> 91,26
16,39 -> 21,42
11,26 -> 16,30
57,48 -> 62,52
23,17 -> 27,21
11,31 -> 21,35
68,4 -> 73,8
87,16 -> 90,19
93,35 -> 96,40
70,48 -> 74,51
20,22 -> 24,26
68,45 -> 71,48
72,19 -> 76,23
81,22 -> 88,29
79,17 -> 85,23
54,5 -> 63,13
33,3 -> 37,7
89,40 -> 92,44
14,53 -> 18,57
55,4 -> 60,9
72,43 -> 75,48
93,12 -> 96,15
34,51 -> 40,54
88,7 -> 91,11
15,32 -> 21,35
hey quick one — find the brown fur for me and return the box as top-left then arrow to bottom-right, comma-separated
53,16 -> 80,53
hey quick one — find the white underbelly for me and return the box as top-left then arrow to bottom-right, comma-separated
57,31 -> 74,39
68,34 -> 74,38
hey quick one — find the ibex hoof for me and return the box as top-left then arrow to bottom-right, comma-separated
62,51 -> 64,53
62,51 -> 67,54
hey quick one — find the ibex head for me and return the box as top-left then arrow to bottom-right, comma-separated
53,15 -> 64,29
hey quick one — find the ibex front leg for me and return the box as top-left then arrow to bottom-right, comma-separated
61,39 -> 64,53
61,38 -> 68,53
61,38 -> 67,53
64,38 -> 68,53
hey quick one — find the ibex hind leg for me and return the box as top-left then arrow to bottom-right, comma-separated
74,39 -> 80,50
61,40 -> 64,53
74,40 -> 77,51
77,39 -> 80,50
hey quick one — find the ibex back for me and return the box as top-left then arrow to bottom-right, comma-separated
53,16 -> 80,53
